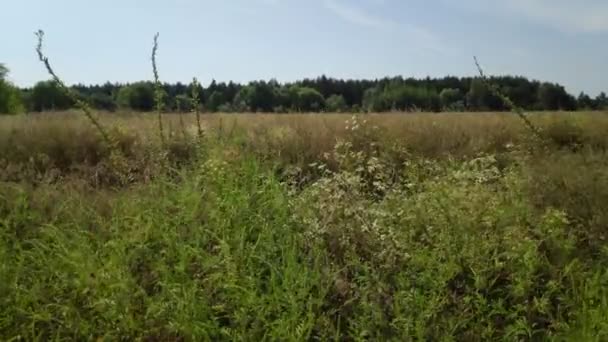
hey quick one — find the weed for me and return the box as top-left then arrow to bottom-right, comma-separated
35,30 -> 111,145
151,33 -> 165,147
474,56 -> 543,141
191,77 -> 203,140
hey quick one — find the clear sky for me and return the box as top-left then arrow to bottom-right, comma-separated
2,0 -> 607,95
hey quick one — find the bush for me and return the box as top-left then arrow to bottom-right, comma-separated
543,118 -> 585,149
293,87 -> 325,112
116,82 -> 155,111
0,81 -> 24,114
30,81 -> 73,111
88,92 -> 117,111
440,88 -> 464,111
0,64 -> 24,114
363,84 -> 440,112
326,94 -> 348,112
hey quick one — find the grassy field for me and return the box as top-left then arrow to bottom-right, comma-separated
2,111 -> 608,340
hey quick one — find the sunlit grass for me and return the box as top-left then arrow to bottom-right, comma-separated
1,112 -> 608,340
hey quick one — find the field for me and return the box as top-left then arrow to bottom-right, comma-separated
2,111 -> 608,340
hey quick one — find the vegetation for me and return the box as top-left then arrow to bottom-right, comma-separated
1,31 -> 608,340
1,111 -> 608,340
14,75 -> 602,114
3,63 -> 607,115
0,64 -> 24,115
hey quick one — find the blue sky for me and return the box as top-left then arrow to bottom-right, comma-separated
2,0 -> 607,95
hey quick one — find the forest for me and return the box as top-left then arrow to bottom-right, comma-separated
1,61 -> 607,114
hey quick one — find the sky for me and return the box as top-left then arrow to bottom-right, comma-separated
2,0 -> 607,95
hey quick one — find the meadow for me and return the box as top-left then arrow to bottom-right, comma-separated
2,110 -> 608,340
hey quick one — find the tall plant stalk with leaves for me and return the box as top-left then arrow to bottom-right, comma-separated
473,56 -> 543,140
35,30 -> 111,145
191,77 -> 203,140
152,33 -> 165,146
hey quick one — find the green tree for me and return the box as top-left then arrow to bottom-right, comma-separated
465,78 -> 506,111
326,94 -> 348,112
273,86 -> 291,112
466,79 -> 490,110
116,82 -> 155,111
292,87 -> 325,112
362,87 -> 390,112
596,92 -> 608,110
577,92 -> 595,110
439,88 -> 464,111
30,80 -> 72,112
174,94 -> 192,112
362,83 -> 440,112
0,63 -> 24,114
0,82 -> 24,114
88,93 -> 117,111
537,83 -> 577,111
386,85 -> 440,112
234,82 -> 276,112
0,63 -> 8,79
207,91 -> 226,112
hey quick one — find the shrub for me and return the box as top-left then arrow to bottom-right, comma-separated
326,94 -> 348,112
116,82 -> 155,111
30,81 -> 73,111
0,81 -> 24,114
0,63 -> 24,114
543,118 -> 585,149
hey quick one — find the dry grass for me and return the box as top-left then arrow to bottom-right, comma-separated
2,111 -> 608,340
5,110 -> 608,144
2,111 -> 607,173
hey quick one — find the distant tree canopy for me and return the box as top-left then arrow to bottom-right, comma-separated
439,88 -> 464,111
29,81 -> 73,112
537,83 -> 577,111
0,63 -> 24,114
3,71 -> 606,114
116,82 -> 155,111
326,94 -> 348,112
293,87 -> 325,112
0,64 -> 8,80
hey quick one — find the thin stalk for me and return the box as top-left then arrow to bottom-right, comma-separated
191,77 -> 203,140
152,32 -> 166,146
35,30 -> 112,146
179,110 -> 187,139
473,56 -> 543,140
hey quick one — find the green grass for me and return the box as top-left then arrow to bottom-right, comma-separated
1,112 -> 608,340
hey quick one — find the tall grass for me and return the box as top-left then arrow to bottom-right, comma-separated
2,118 -> 608,339
2,111 -> 608,185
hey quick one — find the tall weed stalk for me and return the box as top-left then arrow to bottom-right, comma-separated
191,77 -> 203,140
35,30 -> 111,145
152,33 -> 165,146
474,56 -> 543,140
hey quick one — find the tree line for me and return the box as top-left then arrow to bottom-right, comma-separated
1,63 -> 607,114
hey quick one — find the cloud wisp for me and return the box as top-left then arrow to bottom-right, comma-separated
507,0 -> 608,33
458,0 -> 608,33
323,0 -> 397,30
323,0 -> 449,54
